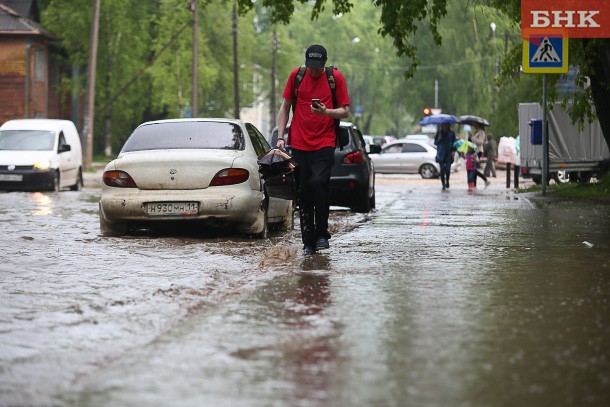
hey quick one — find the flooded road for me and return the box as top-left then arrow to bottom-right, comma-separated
1,171 -> 609,406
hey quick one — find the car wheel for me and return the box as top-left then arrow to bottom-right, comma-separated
419,164 -> 437,179
369,189 -> 376,210
532,174 -> 542,185
353,190 -> 372,213
49,171 -> 60,192
70,168 -> 83,191
554,171 -> 569,184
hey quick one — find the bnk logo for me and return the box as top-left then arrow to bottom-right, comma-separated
530,11 -> 601,28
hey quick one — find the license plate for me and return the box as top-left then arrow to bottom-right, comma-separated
146,202 -> 198,216
0,174 -> 23,181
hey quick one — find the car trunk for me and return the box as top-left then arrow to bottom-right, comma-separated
113,150 -> 243,190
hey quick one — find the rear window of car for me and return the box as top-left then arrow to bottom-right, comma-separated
121,121 -> 245,152
0,130 -> 55,151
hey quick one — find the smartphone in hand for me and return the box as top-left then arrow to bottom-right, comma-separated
311,98 -> 321,108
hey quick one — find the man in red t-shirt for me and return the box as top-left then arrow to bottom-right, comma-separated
276,44 -> 350,255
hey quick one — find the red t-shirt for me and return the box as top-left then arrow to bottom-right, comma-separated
282,67 -> 350,151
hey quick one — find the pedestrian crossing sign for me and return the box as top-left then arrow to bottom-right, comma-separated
522,29 -> 568,73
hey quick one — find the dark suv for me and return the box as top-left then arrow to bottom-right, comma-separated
269,122 -> 380,213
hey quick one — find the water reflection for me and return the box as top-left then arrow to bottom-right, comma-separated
30,192 -> 53,216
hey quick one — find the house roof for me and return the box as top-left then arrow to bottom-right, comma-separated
0,1 -> 54,38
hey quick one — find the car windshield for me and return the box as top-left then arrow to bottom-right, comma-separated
121,121 -> 245,152
0,130 -> 55,151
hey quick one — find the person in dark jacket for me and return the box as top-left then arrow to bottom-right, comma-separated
434,122 -> 457,190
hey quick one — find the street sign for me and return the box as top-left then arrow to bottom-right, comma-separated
521,0 -> 610,38
522,30 -> 568,73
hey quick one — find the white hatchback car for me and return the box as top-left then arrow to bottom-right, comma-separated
99,118 -> 292,237
369,140 -> 441,178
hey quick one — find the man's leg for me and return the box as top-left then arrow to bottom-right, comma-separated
308,147 -> 335,246
292,149 -> 317,250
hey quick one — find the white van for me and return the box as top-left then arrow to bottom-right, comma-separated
0,119 -> 84,191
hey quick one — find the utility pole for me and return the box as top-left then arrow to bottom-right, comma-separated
83,0 -> 100,170
191,0 -> 198,117
232,1 -> 240,119
270,29 -> 278,129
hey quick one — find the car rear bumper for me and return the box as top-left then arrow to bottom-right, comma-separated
99,186 -> 263,226
329,171 -> 370,207
0,169 -> 54,191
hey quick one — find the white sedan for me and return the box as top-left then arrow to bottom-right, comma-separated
99,118 -> 292,237
369,140 -> 441,178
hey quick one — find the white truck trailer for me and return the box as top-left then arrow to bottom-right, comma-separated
518,102 -> 610,184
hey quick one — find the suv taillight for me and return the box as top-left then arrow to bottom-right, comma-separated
342,151 -> 363,165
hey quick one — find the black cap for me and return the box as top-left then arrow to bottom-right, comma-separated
305,44 -> 327,68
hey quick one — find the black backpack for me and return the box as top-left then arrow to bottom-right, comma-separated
292,66 -> 348,149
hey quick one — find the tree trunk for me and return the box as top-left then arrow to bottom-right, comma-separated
585,39 -> 610,151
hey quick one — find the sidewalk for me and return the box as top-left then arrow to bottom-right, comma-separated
84,163 -> 105,188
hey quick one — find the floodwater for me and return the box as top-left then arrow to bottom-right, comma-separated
0,172 -> 609,406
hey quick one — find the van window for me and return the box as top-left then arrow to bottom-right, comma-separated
58,132 -> 68,152
0,130 -> 55,151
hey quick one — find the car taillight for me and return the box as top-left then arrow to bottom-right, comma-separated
210,168 -> 249,186
342,151 -> 364,165
103,170 -> 138,188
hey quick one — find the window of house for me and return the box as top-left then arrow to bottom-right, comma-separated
35,48 -> 45,82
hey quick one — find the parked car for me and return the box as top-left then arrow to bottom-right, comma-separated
369,140 -> 440,179
99,118 -> 292,237
368,135 -> 396,147
268,122 -> 380,213
0,119 -> 83,191
403,134 -> 435,146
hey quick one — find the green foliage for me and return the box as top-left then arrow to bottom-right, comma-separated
41,0 -> 603,156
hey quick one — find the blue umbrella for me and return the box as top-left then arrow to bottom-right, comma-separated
419,114 -> 460,126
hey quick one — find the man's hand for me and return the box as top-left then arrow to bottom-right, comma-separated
276,139 -> 286,149
311,102 -> 327,115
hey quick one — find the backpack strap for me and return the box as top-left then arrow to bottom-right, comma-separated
326,66 -> 346,149
292,66 -> 307,115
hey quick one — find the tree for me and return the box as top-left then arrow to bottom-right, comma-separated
241,0 -> 610,149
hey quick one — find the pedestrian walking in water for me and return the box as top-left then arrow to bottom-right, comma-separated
466,145 -> 478,191
484,134 -> 497,178
276,44 -> 350,255
434,122 -> 456,191
471,122 -> 491,188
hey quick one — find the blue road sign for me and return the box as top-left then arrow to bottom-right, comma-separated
522,31 -> 568,73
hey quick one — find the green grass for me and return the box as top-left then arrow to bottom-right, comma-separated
517,173 -> 610,200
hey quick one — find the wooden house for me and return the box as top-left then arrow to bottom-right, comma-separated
0,0 -> 79,125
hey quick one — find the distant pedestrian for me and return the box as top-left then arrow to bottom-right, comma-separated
484,134 -> 497,178
466,146 -> 478,191
471,122 -> 486,153
434,122 -> 456,191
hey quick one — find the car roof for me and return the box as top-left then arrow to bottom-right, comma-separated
0,119 -> 73,131
385,139 -> 434,148
137,118 -> 247,128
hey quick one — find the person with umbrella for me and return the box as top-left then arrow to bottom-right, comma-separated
434,122 -> 457,191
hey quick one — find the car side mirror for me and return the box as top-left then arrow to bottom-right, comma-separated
58,144 -> 71,153
368,144 -> 382,154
